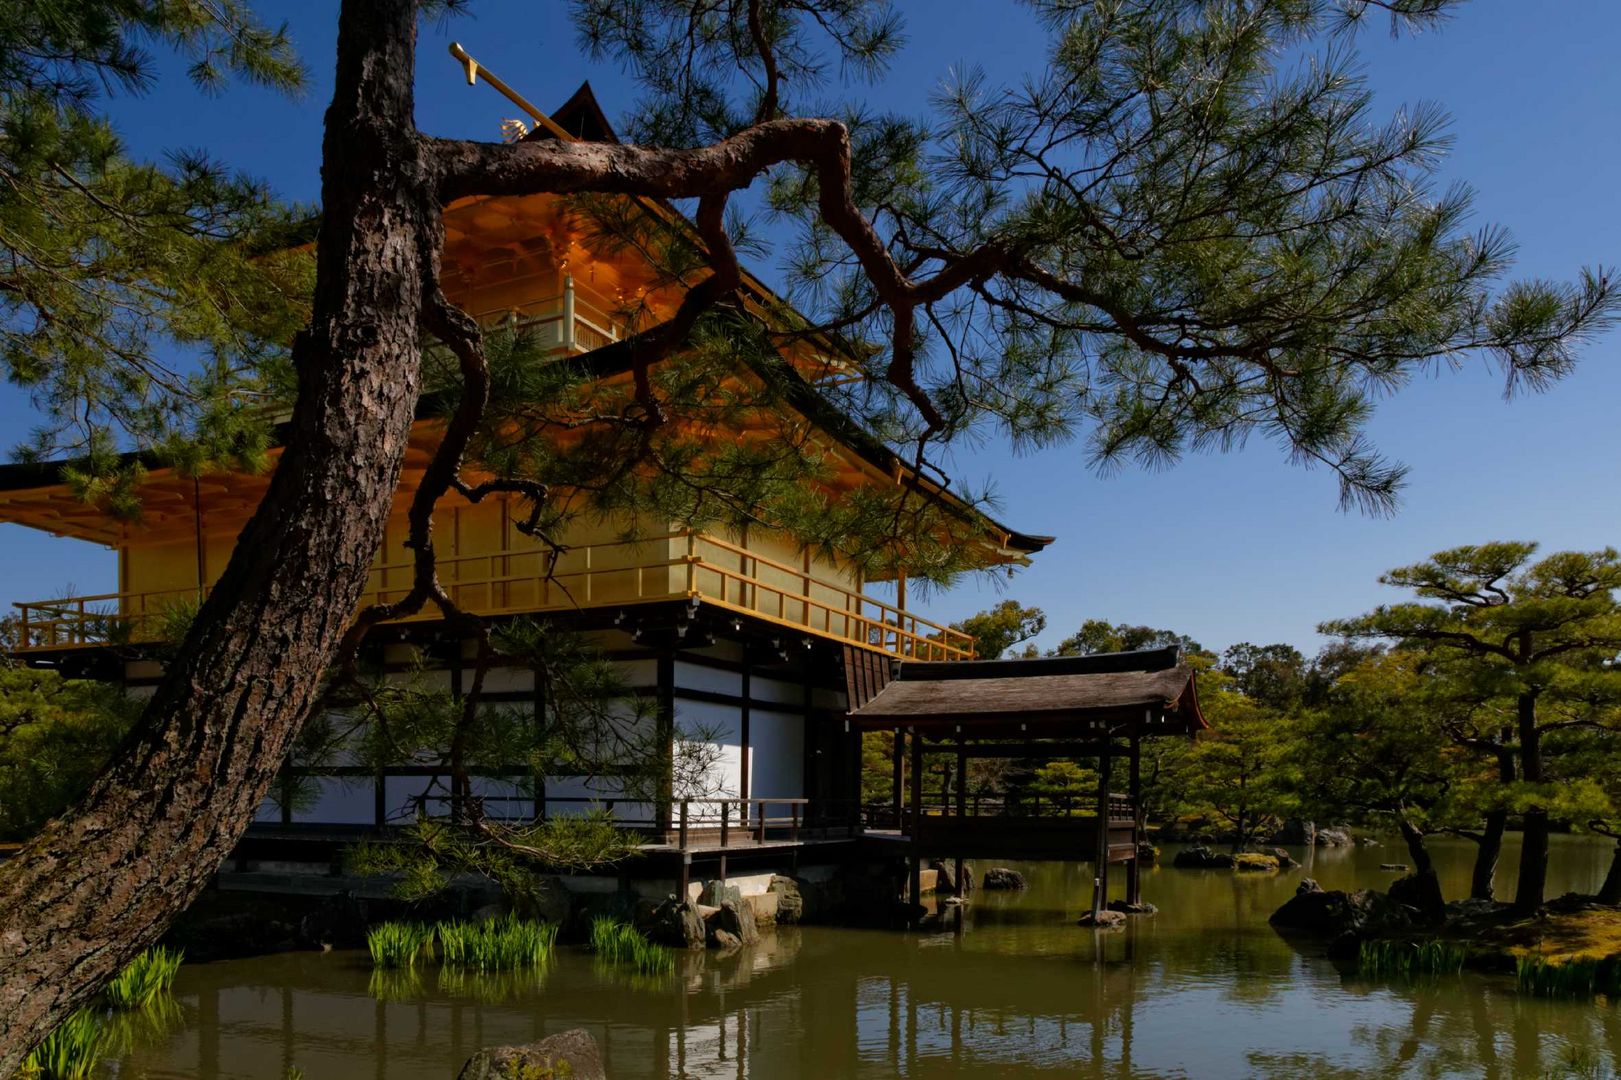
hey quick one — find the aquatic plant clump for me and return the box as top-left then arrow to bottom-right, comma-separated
589,916 -> 675,976
19,1010 -> 108,1080
366,921 -> 436,970
1516,954 -> 1621,1000
1356,940 -> 1468,980
105,946 -> 184,1010
435,915 -> 558,972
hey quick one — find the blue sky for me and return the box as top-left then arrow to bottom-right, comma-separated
2,0 -> 1617,657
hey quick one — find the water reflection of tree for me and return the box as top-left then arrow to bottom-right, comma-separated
1246,976 -> 1619,1080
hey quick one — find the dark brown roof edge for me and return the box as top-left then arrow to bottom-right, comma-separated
895,645 -> 1181,682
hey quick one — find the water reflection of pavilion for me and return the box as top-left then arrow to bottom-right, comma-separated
128,928 -> 1161,1079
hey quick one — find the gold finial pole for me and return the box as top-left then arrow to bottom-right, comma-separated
448,42 -> 573,141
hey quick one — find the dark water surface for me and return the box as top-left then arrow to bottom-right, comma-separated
117,837 -> 1621,1079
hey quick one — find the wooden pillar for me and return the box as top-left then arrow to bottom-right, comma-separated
1092,742 -> 1111,918
908,727 -> 922,910
891,728 -> 904,827
739,660 -> 751,802
849,721 -> 864,832
656,649 -> 675,831
1127,735 -> 1142,905
955,740 -> 968,898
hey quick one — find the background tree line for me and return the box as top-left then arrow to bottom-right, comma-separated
865,541 -> 1621,918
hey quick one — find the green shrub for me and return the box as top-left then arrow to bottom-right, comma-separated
366,921 -> 436,970
105,946 -> 184,1010
0,668 -> 138,842
589,916 -> 674,976
1356,939 -> 1467,980
21,1010 -> 108,1080
436,914 -> 557,971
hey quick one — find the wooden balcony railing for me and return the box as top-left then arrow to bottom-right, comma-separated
471,274 -> 634,354
10,530 -> 975,661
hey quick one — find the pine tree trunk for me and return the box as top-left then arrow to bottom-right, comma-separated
0,2 -> 434,1069
1597,841 -> 1621,906
1397,817 -> 1447,924
1470,808 -> 1507,901
1512,691 -> 1549,913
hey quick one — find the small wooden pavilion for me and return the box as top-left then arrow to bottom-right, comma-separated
847,646 -> 1206,918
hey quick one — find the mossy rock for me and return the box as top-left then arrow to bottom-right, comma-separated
1233,853 -> 1281,872
458,1029 -> 604,1080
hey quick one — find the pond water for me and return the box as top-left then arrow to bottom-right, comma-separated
112,836 -> 1621,1079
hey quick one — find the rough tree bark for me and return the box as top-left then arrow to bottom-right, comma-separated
1469,738 -> 1515,901
1396,817 -> 1447,925
0,3 -> 437,1069
1513,689 -> 1549,913
1598,839 -> 1621,906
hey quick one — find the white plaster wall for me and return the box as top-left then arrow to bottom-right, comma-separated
673,659 -> 741,697
751,674 -> 802,706
749,707 -> 804,800
469,775 -> 532,820
539,774 -> 653,827
291,777 -> 374,825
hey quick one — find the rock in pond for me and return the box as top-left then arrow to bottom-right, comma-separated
1270,819 -> 1317,846
1108,899 -> 1158,915
1172,845 -> 1235,869
982,867 -> 1027,890
1076,909 -> 1127,929
1233,852 -> 1281,872
768,876 -> 804,924
458,1028 -> 606,1080
646,897 -> 707,949
1379,863 -> 1409,872
1269,887 -> 1414,953
705,900 -> 760,948
1267,847 -> 1299,870
930,859 -> 974,896
1315,827 -> 1353,848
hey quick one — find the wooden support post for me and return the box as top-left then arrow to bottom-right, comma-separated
1092,743 -> 1111,918
1127,735 -> 1142,906
850,721 -> 865,834
679,853 -> 691,904
955,740 -> 968,898
891,728 -> 904,827
908,728 -> 922,911
562,272 -> 577,351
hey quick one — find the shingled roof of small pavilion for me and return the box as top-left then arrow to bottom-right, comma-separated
847,645 -> 1206,738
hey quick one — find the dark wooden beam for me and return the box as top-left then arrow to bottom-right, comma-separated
1127,734 -> 1141,906
1092,743 -> 1110,918
916,740 -> 1123,760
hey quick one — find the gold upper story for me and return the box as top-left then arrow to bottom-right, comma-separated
0,88 -> 1050,661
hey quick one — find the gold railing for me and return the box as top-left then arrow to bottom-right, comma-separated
10,531 -> 975,661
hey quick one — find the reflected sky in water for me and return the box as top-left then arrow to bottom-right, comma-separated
117,836 -> 1620,1078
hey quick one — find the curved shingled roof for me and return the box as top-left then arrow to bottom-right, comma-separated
848,645 -> 1206,737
